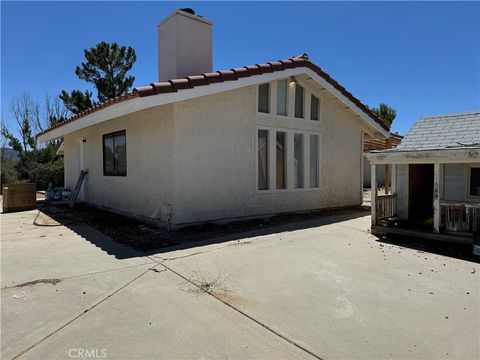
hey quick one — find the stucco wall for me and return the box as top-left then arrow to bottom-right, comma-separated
172,82 -> 366,225
63,105 -> 175,224
63,79 -> 372,226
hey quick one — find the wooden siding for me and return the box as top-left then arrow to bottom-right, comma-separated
444,164 -> 464,201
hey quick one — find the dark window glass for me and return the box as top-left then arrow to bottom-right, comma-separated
276,80 -> 287,116
310,135 -> 319,187
258,130 -> 269,190
294,133 -> 304,188
276,132 -> 286,189
311,95 -> 319,120
470,168 -> 480,196
258,83 -> 270,113
103,130 -> 126,176
295,84 -> 304,118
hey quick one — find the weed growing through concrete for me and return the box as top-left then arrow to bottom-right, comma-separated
181,263 -> 231,296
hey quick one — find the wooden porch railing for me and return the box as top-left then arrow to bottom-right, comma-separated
376,194 -> 397,220
441,201 -> 480,233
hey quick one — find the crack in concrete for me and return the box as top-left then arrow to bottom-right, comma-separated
11,263 -> 161,360
159,261 -> 325,360
1,261 -> 156,291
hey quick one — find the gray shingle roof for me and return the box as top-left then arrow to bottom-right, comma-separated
394,111 -> 480,151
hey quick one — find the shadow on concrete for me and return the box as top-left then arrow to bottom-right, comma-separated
145,211 -> 370,257
38,203 -> 369,260
376,234 -> 479,264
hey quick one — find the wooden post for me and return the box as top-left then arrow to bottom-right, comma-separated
391,164 -> 397,195
433,163 -> 444,233
371,164 -> 377,225
384,138 -> 392,195
385,164 -> 390,194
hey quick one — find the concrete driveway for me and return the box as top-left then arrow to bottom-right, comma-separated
1,209 -> 479,360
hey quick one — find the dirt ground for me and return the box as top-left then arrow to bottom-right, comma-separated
37,202 -> 370,251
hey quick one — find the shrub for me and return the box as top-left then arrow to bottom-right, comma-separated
0,158 -> 20,191
26,157 -> 64,190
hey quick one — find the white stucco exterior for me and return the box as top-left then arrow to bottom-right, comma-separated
61,75 -> 381,228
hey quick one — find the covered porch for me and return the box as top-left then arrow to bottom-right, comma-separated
366,147 -> 480,244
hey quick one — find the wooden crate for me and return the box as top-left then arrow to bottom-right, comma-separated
2,183 -> 37,213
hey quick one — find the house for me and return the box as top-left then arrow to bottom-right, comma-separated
366,111 -> 480,244
37,9 -> 389,229
363,132 -> 403,188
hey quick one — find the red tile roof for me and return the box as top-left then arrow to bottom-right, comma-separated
36,54 -> 388,138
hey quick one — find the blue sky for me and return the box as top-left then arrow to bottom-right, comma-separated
2,1 -> 479,137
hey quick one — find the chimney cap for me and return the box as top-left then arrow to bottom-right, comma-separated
158,8 -> 212,27
179,8 -> 195,15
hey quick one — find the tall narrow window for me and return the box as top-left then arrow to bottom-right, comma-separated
470,168 -> 480,196
294,133 -> 304,188
294,84 -> 304,118
276,79 -> 287,116
103,130 -> 127,176
258,83 -> 270,113
276,132 -> 286,189
310,135 -> 319,187
258,130 -> 269,190
311,95 -> 319,120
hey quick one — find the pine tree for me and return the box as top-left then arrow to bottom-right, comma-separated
60,42 -> 137,114
370,103 -> 396,129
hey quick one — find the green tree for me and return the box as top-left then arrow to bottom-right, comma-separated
59,89 -> 94,115
60,41 -> 137,113
370,103 -> 397,129
1,93 -> 67,189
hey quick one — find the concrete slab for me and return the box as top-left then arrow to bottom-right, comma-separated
1,210 -> 151,288
164,215 -> 480,360
2,210 -> 478,360
19,268 -> 315,360
1,263 -> 154,360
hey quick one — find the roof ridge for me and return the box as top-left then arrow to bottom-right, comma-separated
419,110 -> 480,120
37,55 -> 389,139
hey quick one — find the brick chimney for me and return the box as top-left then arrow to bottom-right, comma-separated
157,9 -> 213,82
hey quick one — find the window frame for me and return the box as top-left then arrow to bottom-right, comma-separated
276,131 -> 287,189
276,79 -> 288,117
293,132 -> 304,188
466,165 -> 480,198
102,130 -> 127,177
257,129 -> 270,191
309,134 -> 320,188
310,94 -> 320,121
294,84 -> 305,119
255,126 -> 321,194
257,83 -> 270,114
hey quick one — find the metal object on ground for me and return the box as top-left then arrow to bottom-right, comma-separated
2,183 -> 37,213
69,170 -> 87,208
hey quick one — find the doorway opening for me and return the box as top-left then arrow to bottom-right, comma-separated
408,164 -> 434,226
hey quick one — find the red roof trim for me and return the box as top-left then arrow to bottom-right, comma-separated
36,54 -> 389,138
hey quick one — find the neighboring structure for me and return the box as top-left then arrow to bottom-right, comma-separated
37,9 -> 389,229
366,111 -> 480,243
363,133 -> 403,188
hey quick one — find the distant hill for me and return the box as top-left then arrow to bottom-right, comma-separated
1,148 -> 20,162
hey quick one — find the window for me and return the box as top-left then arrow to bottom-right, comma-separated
294,133 -> 304,188
311,95 -> 320,120
294,84 -> 304,118
258,83 -> 270,113
470,167 -> 480,196
103,130 -> 126,176
258,130 -> 269,190
276,132 -> 286,189
276,79 -> 288,116
310,135 -> 319,187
